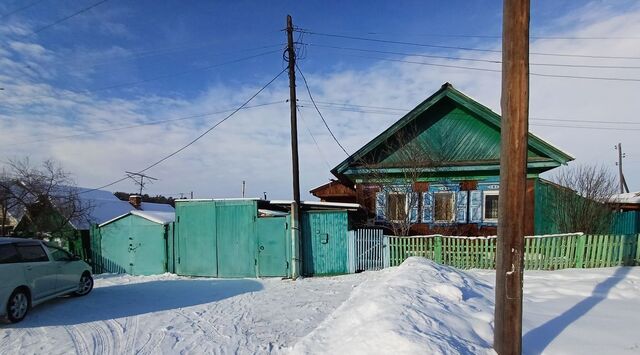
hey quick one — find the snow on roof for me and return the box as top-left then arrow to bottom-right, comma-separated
609,191 -> 640,204
141,202 -> 175,212
269,200 -> 362,209
258,209 -> 289,217
99,210 -> 175,227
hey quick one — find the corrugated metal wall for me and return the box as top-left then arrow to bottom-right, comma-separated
174,200 -> 292,278
96,215 -> 167,276
302,210 -> 349,276
611,211 -> 640,234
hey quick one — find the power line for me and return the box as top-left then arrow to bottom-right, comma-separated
81,68 -> 287,194
345,54 -> 640,83
298,100 -> 640,129
295,64 -> 350,156
296,105 -> 331,169
3,100 -> 286,147
297,29 -> 640,60
316,30 -> 640,41
15,49 -> 281,100
33,0 -> 108,34
306,43 -> 640,70
0,0 -> 47,19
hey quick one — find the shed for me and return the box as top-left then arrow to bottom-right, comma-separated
174,199 -> 292,278
93,210 -> 174,275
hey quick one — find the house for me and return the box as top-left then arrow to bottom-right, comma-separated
311,83 -> 574,236
13,188 -> 174,258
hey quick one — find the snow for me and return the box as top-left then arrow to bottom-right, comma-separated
0,272 -> 380,354
2,259 -> 639,354
292,258 -> 496,355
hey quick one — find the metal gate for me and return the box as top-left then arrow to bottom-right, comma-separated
348,229 -> 385,273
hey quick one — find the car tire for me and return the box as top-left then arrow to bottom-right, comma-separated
6,288 -> 30,323
73,273 -> 93,297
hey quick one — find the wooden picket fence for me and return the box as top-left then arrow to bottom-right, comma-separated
386,233 -> 640,270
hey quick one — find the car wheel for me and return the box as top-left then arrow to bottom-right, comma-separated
7,288 -> 29,323
74,273 -> 93,297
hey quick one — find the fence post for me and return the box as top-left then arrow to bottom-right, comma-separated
434,235 -> 443,264
383,236 -> 390,269
636,234 -> 640,266
575,234 -> 586,268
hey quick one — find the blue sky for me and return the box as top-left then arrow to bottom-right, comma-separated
1,0 -> 640,199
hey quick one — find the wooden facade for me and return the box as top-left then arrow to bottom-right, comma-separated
311,83 -> 574,236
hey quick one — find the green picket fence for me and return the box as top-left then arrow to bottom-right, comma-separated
386,233 -> 640,270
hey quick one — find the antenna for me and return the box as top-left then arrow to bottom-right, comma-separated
125,171 -> 158,195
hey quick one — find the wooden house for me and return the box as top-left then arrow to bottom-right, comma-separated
311,83 -> 574,236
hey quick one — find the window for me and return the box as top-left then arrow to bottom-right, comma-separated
15,244 -> 49,262
434,192 -> 455,222
0,244 -> 20,264
46,244 -> 73,262
387,192 -> 407,221
483,191 -> 499,222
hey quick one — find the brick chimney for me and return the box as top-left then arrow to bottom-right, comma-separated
129,195 -> 142,209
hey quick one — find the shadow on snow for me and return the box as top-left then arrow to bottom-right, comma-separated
5,278 -> 263,328
523,267 -> 632,354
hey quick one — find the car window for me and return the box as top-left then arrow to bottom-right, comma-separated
0,244 -> 20,264
46,245 -> 73,262
15,244 -> 49,262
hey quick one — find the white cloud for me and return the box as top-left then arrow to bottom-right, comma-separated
1,2 -> 640,200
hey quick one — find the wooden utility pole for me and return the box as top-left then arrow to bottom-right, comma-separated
286,14 -> 301,279
495,1 -> 530,354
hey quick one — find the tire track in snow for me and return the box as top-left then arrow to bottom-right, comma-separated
65,325 -> 91,355
136,327 -> 166,355
121,316 -> 139,354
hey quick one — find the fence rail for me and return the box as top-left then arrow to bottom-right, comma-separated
385,233 -> 640,270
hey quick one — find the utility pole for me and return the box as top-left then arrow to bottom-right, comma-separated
242,180 -> 246,198
615,143 -> 628,194
286,14 -> 301,279
495,1 -> 529,354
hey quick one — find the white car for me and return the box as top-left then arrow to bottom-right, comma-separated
0,237 -> 93,323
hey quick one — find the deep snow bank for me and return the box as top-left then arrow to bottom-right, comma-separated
291,257 -> 496,355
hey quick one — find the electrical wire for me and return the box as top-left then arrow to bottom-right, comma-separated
80,68 -> 287,194
314,30 -> 640,41
1,0 -> 47,19
18,49 -> 281,100
298,100 -> 640,129
306,43 -> 640,70
32,0 -> 108,34
3,100 -> 286,147
295,64 -> 350,156
345,54 -> 640,83
297,29 -> 640,60
296,105 -> 331,169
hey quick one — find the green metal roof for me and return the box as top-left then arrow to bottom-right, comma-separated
333,83 -> 574,180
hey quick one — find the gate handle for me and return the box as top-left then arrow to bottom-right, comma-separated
259,246 -> 264,250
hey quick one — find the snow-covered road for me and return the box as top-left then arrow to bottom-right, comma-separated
2,261 -> 639,355
0,272 -> 379,354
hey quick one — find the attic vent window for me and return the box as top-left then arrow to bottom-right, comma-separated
434,192 -> 455,222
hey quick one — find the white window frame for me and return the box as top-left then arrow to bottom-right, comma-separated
386,191 -> 408,222
433,191 -> 455,223
482,190 -> 499,223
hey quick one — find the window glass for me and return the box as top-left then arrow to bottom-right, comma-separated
15,244 -> 49,262
0,244 -> 20,264
46,245 -> 72,261
387,193 -> 407,221
434,192 -> 454,222
484,194 -> 499,220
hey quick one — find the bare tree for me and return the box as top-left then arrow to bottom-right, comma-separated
357,125 -> 447,236
0,158 -> 93,240
549,164 -> 617,234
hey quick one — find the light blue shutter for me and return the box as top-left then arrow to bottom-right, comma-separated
469,190 -> 482,223
455,191 -> 468,223
409,192 -> 419,223
422,192 -> 433,223
375,191 -> 386,221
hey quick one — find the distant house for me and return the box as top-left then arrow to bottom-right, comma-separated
13,188 -> 174,257
311,83 -> 574,236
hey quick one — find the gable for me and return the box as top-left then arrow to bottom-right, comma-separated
333,83 -> 573,179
